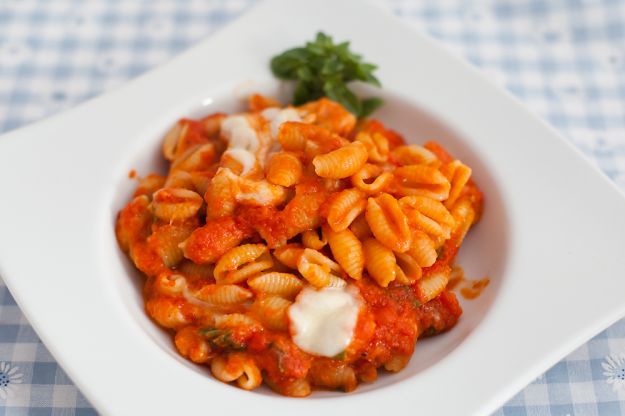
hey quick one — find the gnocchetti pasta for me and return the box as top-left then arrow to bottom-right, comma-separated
115,94 -> 484,396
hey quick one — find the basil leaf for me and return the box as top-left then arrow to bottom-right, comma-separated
270,48 -> 308,79
270,32 -> 383,118
324,81 -> 362,116
293,81 -> 312,105
360,97 -> 384,118
198,328 -> 223,338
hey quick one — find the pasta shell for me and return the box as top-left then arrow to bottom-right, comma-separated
251,295 -> 291,331
214,313 -> 261,330
272,244 -> 305,269
391,144 -> 439,167
193,284 -> 253,307
394,252 -> 422,284
362,238 -> 396,287
174,326 -> 212,363
151,221 -> 196,267
116,195 -> 152,253
151,188 -> 203,222
393,165 -> 451,201
349,213 -> 372,240
350,163 -> 393,194
248,272 -> 304,299
450,197 -> 477,245
153,273 -> 187,295
327,275 -> 348,288
310,360 -> 357,392
214,244 -> 271,284
162,121 -> 187,161
164,170 -> 195,190
299,97 -> 356,136
301,229 -> 327,250
177,260 -> 215,281
313,141 -> 368,179
441,160 -> 472,209
266,151 -> 303,187
325,226 -> 364,280
172,143 -> 216,173
399,195 -> 455,239
133,174 -> 166,199
145,296 -> 190,329
325,188 -> 367,232
407,230 -> 437,267
297,248 -> 341,288
355,131 -> 389,163
210,353 -> 262,390
416,268 -> 450,303
189,171 -> 214,196
384,354 -> 411,372
365,193 -> 411,253
205,168 -> 237,220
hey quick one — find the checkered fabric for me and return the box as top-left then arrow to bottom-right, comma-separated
0,0 -> 624,414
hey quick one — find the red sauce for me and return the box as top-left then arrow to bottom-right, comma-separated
447,266 -> 491,300
416,291 -> 462,337
182,216 -> 253,264
115,100 -> 484,397
356,281 -> 420,366
447,266 -> 465,291
460,278 -> 490,300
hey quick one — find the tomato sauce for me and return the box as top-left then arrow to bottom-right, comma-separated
115,97 -> 485,396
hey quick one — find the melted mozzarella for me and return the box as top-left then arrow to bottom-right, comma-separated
221,115 -> 259,152
166,275 -> 212,308
261,107 -> 301,137
288,286 -> 361,357
219,167 -> 285,206
236,183 -> 279,205
224,148 -> 256,175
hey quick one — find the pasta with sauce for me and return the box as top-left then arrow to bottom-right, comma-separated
115,94 -> 484,397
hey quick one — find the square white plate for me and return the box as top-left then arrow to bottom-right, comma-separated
1,0 -> 625,414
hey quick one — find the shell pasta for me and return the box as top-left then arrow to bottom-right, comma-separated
115,95 -> 483,396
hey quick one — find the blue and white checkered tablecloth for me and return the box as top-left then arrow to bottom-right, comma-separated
1,0 -> 624,414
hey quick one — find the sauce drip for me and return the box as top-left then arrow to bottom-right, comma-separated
447,266 -> 490,300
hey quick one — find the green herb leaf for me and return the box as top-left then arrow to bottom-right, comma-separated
270,32 -> 383,118
324,80 -> 362,116
293,81 -> 312,105
198,328 -> 223,339
198,328 -> 246,351
360,97 -> 384,118
422,326 -> 438,337
270,48 -> 308,79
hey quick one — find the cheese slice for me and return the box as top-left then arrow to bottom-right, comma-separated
288,285 -> 361,357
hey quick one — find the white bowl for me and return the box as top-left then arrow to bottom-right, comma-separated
1,0 -> 625,415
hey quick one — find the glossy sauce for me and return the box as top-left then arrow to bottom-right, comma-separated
447,266 -> 490,300
460,278 -> 490,300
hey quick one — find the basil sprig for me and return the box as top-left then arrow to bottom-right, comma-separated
270,32 -> 383,118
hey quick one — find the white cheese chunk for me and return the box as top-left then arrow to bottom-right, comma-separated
223,148 -> 256,175
221,115 -> 259,152
288,286 -> 361,357
261,107 -> 301,137
236,182 -> 280,205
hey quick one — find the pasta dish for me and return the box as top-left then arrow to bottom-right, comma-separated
115,94 -> 483,396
